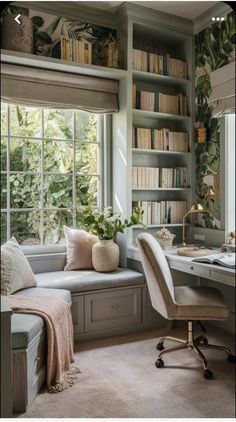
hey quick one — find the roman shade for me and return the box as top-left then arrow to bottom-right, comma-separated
208,60 -> 235,117
1,63 -> 119,113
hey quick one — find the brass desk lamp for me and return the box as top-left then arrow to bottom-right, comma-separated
182,202 -> 206,246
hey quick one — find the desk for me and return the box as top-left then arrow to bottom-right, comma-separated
127,246 -> 235,288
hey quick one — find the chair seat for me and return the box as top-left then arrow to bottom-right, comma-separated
174,285 -> 229,321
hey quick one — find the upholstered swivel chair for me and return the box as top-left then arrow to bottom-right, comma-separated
136,233 -> 235,379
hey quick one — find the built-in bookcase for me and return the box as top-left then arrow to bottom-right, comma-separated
129,21 -> 194,246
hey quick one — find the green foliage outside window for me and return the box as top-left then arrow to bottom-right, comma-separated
1,104 -> 100,245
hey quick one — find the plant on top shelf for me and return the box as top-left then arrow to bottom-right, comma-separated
77,205 -> 144,240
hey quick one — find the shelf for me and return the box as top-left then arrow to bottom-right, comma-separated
133,70 -> 191,87
133,223 -> 189,228
132,109 -> 190,121
132,188 -> 190,191
1,49 -> 127,81
132,148 -> 191,156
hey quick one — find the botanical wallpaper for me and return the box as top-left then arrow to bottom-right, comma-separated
195,11 -> 235,228
1,4 -> 117,66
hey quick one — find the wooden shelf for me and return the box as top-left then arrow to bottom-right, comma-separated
132,148 -> 191,156
1,50 -> 127,80
132,109 -> 190,121
133,70 -> 191,86
132,188 -> 190,191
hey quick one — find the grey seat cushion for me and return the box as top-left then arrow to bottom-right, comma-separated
12,287 -> 71,349
35,268 -> 145,293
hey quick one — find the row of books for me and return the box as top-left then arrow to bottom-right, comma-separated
132,127 -> 189,152
133,200 -> 187,225
132,85 -> 188,115
132,166 -> 188,188
133,49 -> 188,79
59,35 -> 92,64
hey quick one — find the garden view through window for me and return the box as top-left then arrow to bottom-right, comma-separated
1,103 -> 102,245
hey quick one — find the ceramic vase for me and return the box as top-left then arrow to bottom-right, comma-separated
157,238 -> 174,250
92,239 -> 119,272
1,15 -> 33,54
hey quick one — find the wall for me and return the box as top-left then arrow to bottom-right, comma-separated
194,11 -> 235,230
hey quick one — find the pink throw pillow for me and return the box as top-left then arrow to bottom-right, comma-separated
64,226 -> 98,270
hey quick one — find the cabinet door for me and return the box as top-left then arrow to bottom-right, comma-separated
85,288 -> 142,332
71,295 -> 84,334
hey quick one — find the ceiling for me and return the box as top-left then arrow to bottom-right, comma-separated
75,1 -> 218,20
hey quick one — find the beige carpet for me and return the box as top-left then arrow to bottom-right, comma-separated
21,324 -> 235,418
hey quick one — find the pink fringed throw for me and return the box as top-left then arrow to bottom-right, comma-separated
8,295 -> 80,393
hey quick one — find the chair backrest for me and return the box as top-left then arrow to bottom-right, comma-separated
136,232 -> 176,319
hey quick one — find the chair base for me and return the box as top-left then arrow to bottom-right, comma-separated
155,321 -> 235,379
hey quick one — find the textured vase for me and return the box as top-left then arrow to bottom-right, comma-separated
1,15 -> 33,54
92,239 -> 119,272
157,238 -> 174,250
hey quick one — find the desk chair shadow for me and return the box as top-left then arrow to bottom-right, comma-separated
136,233 -> 235,379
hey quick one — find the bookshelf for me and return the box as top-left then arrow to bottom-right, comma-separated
128,21 -> 194,246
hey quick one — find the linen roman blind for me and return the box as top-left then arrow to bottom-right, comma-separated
208,60 -> 235,117
1,63 -> 119,113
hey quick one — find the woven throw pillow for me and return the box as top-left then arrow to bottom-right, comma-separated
64,226 -> 98,270
1,237 -> 36,295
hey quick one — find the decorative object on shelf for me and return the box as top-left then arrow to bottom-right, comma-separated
155,227 -> 175,249
227,231 -> 235,245
182,202 -> 208,246
103,33 -> 121,68
1,14 -> 33,54
77,206 -> 144,272
195,122 -> 207,143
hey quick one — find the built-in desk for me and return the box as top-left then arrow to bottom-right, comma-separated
127,246 -> 235,288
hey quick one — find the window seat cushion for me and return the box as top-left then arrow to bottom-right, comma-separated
35,268 -> 145,293
12,287 -> 71,349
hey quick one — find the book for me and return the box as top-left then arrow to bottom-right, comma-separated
192,253 -> 235,268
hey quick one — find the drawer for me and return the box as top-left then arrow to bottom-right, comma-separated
85,287 -> 142,332
169,259 -> 210,278
27,332 -> 47,387
71,295 -> 84,334
209,269 -> 235,287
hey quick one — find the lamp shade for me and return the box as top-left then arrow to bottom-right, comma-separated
190,203 -> 204,212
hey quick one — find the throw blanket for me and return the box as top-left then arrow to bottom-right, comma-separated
8,295 -> 80,393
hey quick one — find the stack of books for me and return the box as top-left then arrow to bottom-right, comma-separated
60,35 -> 92,64
132,85 -> 188,115
133,49 -> 187,79
132,127 -> 188,152
132,166 -> 187,188
133,200 -> 187,225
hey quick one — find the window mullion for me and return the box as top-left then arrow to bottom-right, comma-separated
72,111 -> 76,227
40,109 -> 44,244
6,104 -> 10,240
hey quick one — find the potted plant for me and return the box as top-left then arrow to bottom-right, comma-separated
78,206 -> 144,272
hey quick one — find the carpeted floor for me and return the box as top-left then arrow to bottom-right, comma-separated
20,324 -> 235,418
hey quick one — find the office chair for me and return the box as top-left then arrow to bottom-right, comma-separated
136,233 -> 235,379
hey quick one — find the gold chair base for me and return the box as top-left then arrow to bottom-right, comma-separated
156,321 -> 234,374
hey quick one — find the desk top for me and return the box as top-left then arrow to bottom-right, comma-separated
127,245 -> 235,287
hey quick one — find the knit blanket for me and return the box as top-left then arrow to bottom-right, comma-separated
8,295 -> 80,393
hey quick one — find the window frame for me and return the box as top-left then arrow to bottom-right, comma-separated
1,103 -> 109,245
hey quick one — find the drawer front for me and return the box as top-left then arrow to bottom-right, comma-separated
27,333 -> 47,388
71,295 -> 84,334
209,269 -> 235,286
169,259 -> 210,278
85,288 -> 142,332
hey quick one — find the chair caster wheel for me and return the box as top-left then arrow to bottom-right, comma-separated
201,337 -> 208,345
155,358 -> 164,368
156,342 -> 164,351
227,354 -> 235,363
203,369 -> 213,379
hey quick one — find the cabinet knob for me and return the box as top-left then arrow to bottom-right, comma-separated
190,266 -> 194,270
112,303 -> 120,310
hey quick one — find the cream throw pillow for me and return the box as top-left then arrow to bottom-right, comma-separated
1,237 -> 36,295
64,226 -> 98,270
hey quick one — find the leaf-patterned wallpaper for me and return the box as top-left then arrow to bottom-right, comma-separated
195,11 -> 235,229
